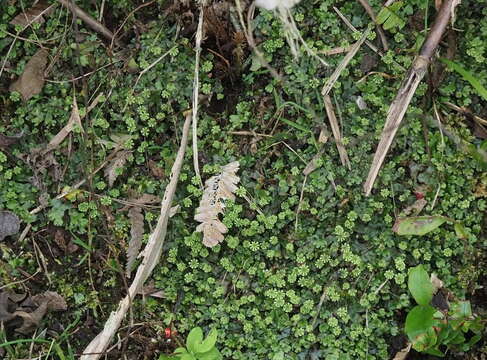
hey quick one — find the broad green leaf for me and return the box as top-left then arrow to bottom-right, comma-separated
197,347 -> 222,360
450,301 -> 472,319
424,347 -> 444,357
175,347 -> 188,354
186,327 -> 203,354
196,328 -> 218,354
180,354 -> 196,360
411,327 -> 438,352
454,223 -> 468,239
376,2 -> 406,30
393,216 -> 447,236
405,305 -> 437,341
466,334 -> 481,348
408,266 -> 434,305
440,58 -> 487,101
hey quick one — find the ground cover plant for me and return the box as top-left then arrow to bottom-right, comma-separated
0,0 -> 486,359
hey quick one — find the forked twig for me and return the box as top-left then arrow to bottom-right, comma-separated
356,0 -> 389,50
80,112 -> 192,359
56,0 -> 115,43
321,28 -> 370,96
364,0 -> 460,195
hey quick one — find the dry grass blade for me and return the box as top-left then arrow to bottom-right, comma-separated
321,28 -> 370,96
192,3 -> 204,186
356,0 -> 389,50
9,49 -> 49,101
126,207 -> 144,277
80,112 -> 192,360
44,93 -> 102,153
323,95 -> 350,169
364,0 -> 459,196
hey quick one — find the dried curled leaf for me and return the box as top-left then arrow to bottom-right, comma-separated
0,211 -> 20,241
0,132 -> 23,149
10,1 -> 55,28
104,150 -> 131,187
10,49 -> 49,101
195,161 -> 240,247
126,207 -> 144,277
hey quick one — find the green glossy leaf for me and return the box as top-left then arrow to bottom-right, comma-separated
454,223 -> 468,239
411,327 -> 438,352
466,334 -> 481,347
376,2 -> 405,30
186,327 -> 203,354
175,347 -> 188,354
196,347 -> 222,360
405,305 -> 437,341
425,347 -> 444,357
440,58 -> 487,101
196,328 -> 218,354
393,216 -> 447,236
180,353 -> 196,360
408,265 -> 434,305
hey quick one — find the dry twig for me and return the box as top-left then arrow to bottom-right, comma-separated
56,0 -> 115,43
364,0 -> 460,195
323,95 -> 350,169
356,0 -> 389,50
80,112 -> 192,360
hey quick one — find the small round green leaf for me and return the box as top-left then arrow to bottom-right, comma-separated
408,265 -> 434,305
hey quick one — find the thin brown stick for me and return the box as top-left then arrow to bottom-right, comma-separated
110,0 -> 155,49
364,0 -> 459,195
322,28 -> 370,96
56,0 -> 115,42
323,95 -> 351,169
356,0 -> 389,50
333,7 -> 406,71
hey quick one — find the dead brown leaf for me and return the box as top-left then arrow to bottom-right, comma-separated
104,150 -> 131,187
14,302 -> 48,334
10,49 -> 49,101
392,343 -> 411,360
0,132 -> 23,149
430,273 -> 444,293
148,159 -> 165,179
32,291 -> 67,311
401,198 -> 427,216
53,228 -> 79,254
0,210 -> 20,241
10,1 -> 55,28
126,207 -> 144,277
0,292 -> 15,322
45,96 -> 84,152
138,282 -> 165,299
